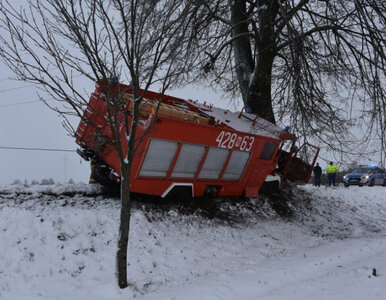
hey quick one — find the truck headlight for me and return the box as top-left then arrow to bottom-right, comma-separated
343,175 -> 347,179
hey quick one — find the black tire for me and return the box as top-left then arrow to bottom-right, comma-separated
344,183 -> 349,187
164,186 -> 194,203
259,180 -> 280,196
91,158 -> 120,193
369,178 -> 375,187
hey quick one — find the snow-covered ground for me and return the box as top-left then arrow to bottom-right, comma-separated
1,183 -> 386,299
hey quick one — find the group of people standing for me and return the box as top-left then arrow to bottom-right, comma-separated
312,161 -> 339,187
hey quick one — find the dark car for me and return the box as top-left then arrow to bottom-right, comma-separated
343,165 -> 386,187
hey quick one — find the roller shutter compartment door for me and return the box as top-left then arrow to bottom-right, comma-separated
198,147 -> 229,180
171,144 -> 205,178
139,139 -> 178,178
222,150 -> 250,181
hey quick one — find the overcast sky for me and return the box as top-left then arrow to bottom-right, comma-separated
0,1 -> 242,184
0,2 -> 382,185
0,60 -> 87,184
0,55 -> 381,185
0,56 -> 237,184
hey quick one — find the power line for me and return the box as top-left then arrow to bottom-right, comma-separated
0,84 -> 36,93
0,77 -> 16,82
0,100 -> 40,108
0,74 -> 85,94
0,91 -> 89,108
0,146 -> 76,152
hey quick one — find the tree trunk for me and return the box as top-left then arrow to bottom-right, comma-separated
249,51 -> 276,124
116,84 -> 140,288
231,0 -> 278,124
231,0 -> 255,109
116,163 -> 131,288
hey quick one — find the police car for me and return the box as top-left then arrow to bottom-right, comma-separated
343,164 -> 386,187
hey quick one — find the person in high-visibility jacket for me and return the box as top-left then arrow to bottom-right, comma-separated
89,159 -> 97,184
326,161 -> 339,187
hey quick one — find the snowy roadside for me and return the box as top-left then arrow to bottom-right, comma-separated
0,183 -> 386,299
143,185 -> 386,300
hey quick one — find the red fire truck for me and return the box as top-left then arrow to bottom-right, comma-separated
75,81 -> 319,198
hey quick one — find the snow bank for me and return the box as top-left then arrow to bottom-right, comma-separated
0,184 -> 386,299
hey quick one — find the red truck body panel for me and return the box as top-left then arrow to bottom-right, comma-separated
76,82 -> 317,197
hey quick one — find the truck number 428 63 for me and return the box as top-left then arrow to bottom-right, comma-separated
216,131 -> 255,151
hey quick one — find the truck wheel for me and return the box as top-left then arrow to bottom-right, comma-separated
92,161 -> 119,193
369,178 -> 375,187
259,180 -> 280,197
344,183 -> 349,187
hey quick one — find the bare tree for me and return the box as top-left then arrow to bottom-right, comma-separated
187,0 -> 386,165
0,0 -> 196,288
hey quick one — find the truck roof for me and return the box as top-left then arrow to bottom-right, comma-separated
91,81 -> 295,142
189,100 -> 286,139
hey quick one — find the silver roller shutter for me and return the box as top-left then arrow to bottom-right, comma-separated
139,139 -> 178,178
198,147 -> 229,180
171,144 -> 205,178
222,150 -> 250,181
